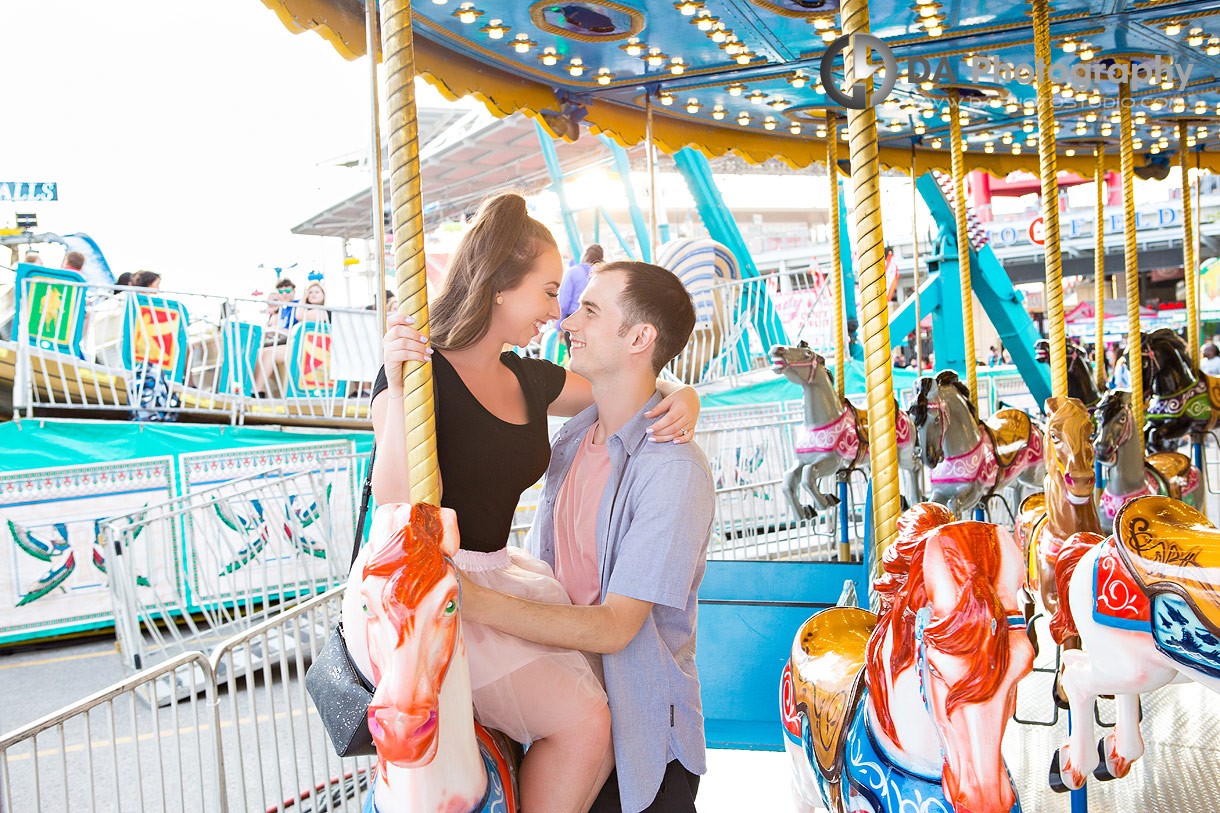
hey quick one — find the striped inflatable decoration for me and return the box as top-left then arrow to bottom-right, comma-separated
656,238 -> 742,328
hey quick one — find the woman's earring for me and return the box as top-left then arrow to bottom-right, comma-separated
496,295 -> 504,305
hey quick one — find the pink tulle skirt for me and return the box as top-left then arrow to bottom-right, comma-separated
456,546 -> 607,744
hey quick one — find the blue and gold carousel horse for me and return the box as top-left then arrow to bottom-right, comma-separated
1135,328 -> 1220,452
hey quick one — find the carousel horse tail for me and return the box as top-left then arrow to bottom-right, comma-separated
1050,532 -> 1105,645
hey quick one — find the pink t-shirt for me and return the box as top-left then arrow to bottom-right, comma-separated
553,424 -> 611,607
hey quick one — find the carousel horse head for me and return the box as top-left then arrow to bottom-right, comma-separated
1136,328 -> 1196,395
867,504 -> 1034,813
1037,338 -> 1102,411
909,370 -> 977,469
770,341 -> 830,389
1093,389 -> 1134,466
345,502 -> 461,767
1045,395 -> 1097,506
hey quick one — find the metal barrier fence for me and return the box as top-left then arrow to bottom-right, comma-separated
102,466 -> 357,691
0,652 -> 225,812
10,278 -> 382,426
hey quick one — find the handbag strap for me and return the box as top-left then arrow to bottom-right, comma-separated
352,443 -> 376,568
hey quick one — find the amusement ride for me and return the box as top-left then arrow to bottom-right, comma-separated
5,0 -> 1220,812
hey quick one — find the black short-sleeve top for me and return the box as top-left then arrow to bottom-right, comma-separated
371,350 -> 568,553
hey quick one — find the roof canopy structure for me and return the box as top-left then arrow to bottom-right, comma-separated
259,0 -> 1220,176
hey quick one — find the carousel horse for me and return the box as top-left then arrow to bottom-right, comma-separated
1094,389 -> 1202,530
1015,396 -> 1103,627
1047,495 -> 1220,791
1035,337 -> 1103,412
909,371 -> 1045,518
1136,327 -> 1220,452
770,342 -> 919,518
782,503 -> 1034,813
341,503 -> 517,813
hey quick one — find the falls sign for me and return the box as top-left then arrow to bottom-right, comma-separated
0,182 -> 58,202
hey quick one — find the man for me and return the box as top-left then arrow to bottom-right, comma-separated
62,250 -> 85,272
461,261 -> 714,813
1202,343 -> 1220,377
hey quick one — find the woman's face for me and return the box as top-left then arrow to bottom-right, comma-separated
306,285 -> 325,305
494,245 -> 563,347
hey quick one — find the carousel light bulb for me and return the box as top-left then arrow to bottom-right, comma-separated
659,93 -> 674,106
1089,93 -> 1101,105
941,110 -> 951,122
432,0 -> 447,4
813,17 -> 832,30
484,19 -> 508,39
1188,136 -> 1198,146
985,142 -> 995,153
1150,99 -> 1164,110
686,99 -> 701,113
455,4 -> 482,24
1080,45 -> 1094,60
596,69 -> 613,85
789,122 -> 801,135
568,58 -> 583,76
1161,77 -> 1174,90
1076,122 -> 1088,134
646,49 -> 665,67
1160,137 -> 1170,147
790,72 -> 807,88
1197,101 -> 1209,112
1165,21 -> 1182,36
697,14 -> 715,32
1062,39 -> 1077,53
676,0 -> 700,15
1066,148 -> 1076,156
840,127 -> 849,138
728,84 -> 744,96
1012,143 -> 1022,154
624,38 -> 643,56
1189,28 -> 1205,46
915,123 -> 927,134
1151,144 -> 1161,154
1209,38 -> 1220,55
737,113 -> 751,126
932,139 -> 943,148
1135,111 -> 1148,124
770,98 -> 788,109
764,118 -> 777,130
1060,85 -> 1074,98
670,58 -> 685,75
540,49 -> 558,66
1001,132 -> 1013,144
890,120 -> 903,130
1174,98 -> 1186,113
1151,125 -> 1162,137
1051,83 -> 1060,94
1200,127 -> 1210,138
822,29 -> 838,42
928,24 -> 944,36
1075,91 -> 1088,102
513,34 -> 534,53
712,106 -> 725,119
1101,124 -> 1113,136
736,52 -> 754,64
1023,122 -> 1035,132
816,127 -> 828,138
920,81 -> 934,90
1086,111 -> 1097,122
923,107 -> 935,118
1133,138 -> 1143,149
1006,102 -> 1018,113
711,25 -> 727,43
919,6 -> 938,18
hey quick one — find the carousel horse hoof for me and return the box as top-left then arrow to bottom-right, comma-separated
1052,675 -> 1070,710
802,504 -> 817,519
1093,739 -> 1119,782
1048,750 -> 1072,794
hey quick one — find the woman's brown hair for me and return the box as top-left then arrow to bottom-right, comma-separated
429,193 -> 558,350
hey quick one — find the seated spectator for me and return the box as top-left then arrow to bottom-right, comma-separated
131,271 -> 161,290
300,281 -> 329,323
253,277 -> 300,396
63,251 -> 86,273
23,252 -> 43,266
1202,343 -> 1220,376
364,289 -> 398,314
114,272 -> 133,287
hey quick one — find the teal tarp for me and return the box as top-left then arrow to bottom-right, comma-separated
0,419 -> 373,473
700,360 -> 923,408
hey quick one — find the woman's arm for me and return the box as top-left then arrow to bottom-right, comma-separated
547,369 -> 700,443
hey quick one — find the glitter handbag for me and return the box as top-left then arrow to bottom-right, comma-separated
306,446 -> 378,758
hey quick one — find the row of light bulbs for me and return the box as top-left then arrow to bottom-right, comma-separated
1162,21 -> 1220,53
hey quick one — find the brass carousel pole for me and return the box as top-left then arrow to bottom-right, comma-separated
382,0 -> 440,504
947,89 -> 978,404
1095,145 -> 1106,390
366,0 -> 387,336
1118,67 -> 1145,452
1033,0 -> 1069,401
841,0 -> 900,571
1180,121 -> 1200,367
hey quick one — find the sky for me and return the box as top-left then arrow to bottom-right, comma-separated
0,0 -> 423,304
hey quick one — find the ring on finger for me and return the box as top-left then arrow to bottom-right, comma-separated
679,428 -> 688,436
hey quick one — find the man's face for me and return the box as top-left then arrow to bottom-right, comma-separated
276,284 -> 295,299
561,271 -> 629,381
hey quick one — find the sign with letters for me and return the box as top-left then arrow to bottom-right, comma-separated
0,182 -> 58,202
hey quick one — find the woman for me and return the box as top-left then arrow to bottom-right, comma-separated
371,193 -> 698,813
300,281 -> 329,323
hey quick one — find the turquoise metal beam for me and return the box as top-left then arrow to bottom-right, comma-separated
534,120 -> 582,260
593,207 -> 601,245
914,173 -> 1051,407
597,134 -> 651,262
888,272 -> 943,349
597,206 -> 636,260
837,176 -> 860,359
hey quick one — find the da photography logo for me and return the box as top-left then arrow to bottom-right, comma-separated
820,33 -> 897,110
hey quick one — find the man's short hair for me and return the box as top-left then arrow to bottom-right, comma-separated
276,277 -> 295,291
64,251 -> 86,270
596,261 -> 696,375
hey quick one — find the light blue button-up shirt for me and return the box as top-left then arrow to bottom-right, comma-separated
525,391 -> 715,813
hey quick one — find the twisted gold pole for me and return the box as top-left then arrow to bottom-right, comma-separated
1119,74 -> 1145,453
947,90 -> 977,404
912,144 -> 922,371
382,0 -> 439,504
829,110 -> 845,400
1095,145 -> 1106,390
1033,0 -> 1068,400
1180,120 -> 1199,367
842,0 -> 900,571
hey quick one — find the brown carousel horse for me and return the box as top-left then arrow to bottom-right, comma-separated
1015,396 -> 1104,636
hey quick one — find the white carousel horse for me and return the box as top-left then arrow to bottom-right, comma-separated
1047,495 -> 1220,791
657,237 -> 741,383
342,503 -> 517,813
1094,388 -> 1202,531
782,503 -> 1034,813
910,370 -> 1045,519
769,342 -> 920,518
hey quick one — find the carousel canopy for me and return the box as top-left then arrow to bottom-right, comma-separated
259,0 -> 1220,176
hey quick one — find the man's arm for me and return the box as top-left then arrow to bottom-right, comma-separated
460,578 -> 652,655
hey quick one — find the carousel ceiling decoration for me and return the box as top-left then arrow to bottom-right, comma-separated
260,0 -> 1220,174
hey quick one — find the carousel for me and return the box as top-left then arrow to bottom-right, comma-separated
5,0 -> 1220,811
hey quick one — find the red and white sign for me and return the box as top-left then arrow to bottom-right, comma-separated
1028,217 -> 1046,246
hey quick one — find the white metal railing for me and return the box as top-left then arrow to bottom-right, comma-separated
9,278 -> 382,425
102,465 -> 356,685
0,651 -> 225,812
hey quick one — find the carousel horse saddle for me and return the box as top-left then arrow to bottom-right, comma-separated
788,607 -> 877,781
984,409 -> 1032,469
1146,452 -> 1194,501
1114,496 -> 1220,641
1093,537 -> 1151,631
848,401 -> 869,459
